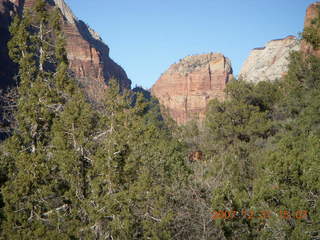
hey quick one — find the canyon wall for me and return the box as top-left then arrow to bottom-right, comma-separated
0,0 -> 131,100
301,2 -> 320,57
151,53 -> 233,125
239,36 -> 300,83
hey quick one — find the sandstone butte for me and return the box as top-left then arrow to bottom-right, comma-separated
239,36 -> 300,83
0,0 -> 131,100
151,53 -> 233,125
301,2 -> 320,57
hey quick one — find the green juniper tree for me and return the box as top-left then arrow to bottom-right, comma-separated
302,5 -> 320,50
202,8 -> 320,239
0,0 -> 90,238
83,78 -> 190,240
49,90 -> 97,239
2,7 -> 191,236
201,80 -> 279,239
252,43 -> 320,240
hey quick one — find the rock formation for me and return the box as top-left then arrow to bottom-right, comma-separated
301,2 -> 320,57
0,0 -> 131,100
239,36 -> 300,83
151,53 -> 233,125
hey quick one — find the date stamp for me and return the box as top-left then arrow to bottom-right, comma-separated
211,209 -> 308,220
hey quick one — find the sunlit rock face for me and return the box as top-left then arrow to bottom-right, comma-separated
301,2 -> 320,58
0,0 -> 131,100
239,36 -> 300,83
151,53 -> 233,125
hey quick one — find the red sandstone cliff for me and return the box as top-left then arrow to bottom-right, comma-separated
0,0 -> 131,100
301,2 -> 320,57
151,53 -> 233,125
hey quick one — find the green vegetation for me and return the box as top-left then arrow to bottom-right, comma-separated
302,5 -> 320,50
178,12 -> 320,238
0,0 -> 319,239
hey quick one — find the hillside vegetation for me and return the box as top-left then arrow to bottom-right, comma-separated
0,1 -> 319,239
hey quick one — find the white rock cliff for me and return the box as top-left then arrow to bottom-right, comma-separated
239,36 -> 300,83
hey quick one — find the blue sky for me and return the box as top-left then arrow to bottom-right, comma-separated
65,0 -> 315,89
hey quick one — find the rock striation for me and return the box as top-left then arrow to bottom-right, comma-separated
301,2 -> 320,57
239,36 -> 300,83
151,53 -> 233,125
0,0 -> 131,100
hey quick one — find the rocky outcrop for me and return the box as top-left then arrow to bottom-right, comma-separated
151,53 -> 233,125
0,0 -> 131,100
239,36 -> 300,83
301,2 -> 320,57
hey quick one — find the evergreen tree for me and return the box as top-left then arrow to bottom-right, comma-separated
202,10 -> 320,238
252,47 -> 320,240
0,1 -> 87,238
201,80 -> 278,239
49,90 -> 97,239
84,79 -> 189,239
302,4 -> 320,50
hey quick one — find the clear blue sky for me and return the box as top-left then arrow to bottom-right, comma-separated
65,0 -> 316,89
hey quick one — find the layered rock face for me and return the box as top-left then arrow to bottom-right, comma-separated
301,2 -> 320,57
239,36 -> 300,83
0,0 -> 131,100
151,53 -> 233,125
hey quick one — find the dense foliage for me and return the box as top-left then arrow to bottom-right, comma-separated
178,17 -> 320,240
0,1 -> 191,239
0,0 -> 320,239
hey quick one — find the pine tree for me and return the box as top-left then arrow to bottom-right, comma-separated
252,38 -> 320,240
49,90 -> 97,239
83,79 -> 189,239
200,80 -> 280,239
0,1 -> 86,238
202,11 -> 320,238
302,5 -> 320,50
